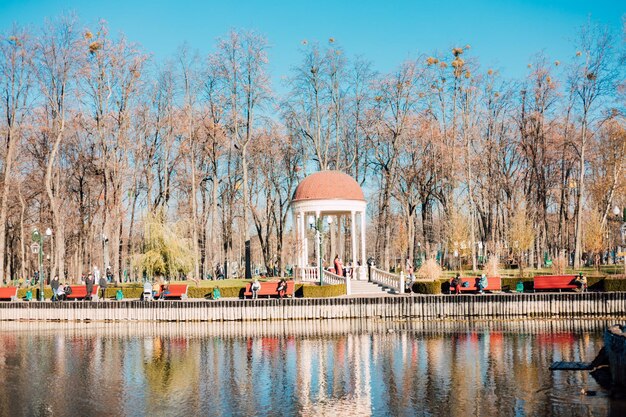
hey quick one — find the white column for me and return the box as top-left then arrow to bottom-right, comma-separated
294,210 -> 299,268
360,210 -> 366,281
350,211 -> 357,271
315,211 -> 321,272
301,211 -> 308,267
300,211 -> 305,267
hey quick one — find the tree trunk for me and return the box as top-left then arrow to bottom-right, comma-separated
0,139 -> 17,284
46,124 -> 65,280
574,118 -> 587,269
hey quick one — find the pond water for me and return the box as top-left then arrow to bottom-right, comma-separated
0,319 -> 623,417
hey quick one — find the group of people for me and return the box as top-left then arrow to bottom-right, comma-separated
249,278 -> 289,299
142,280 -> 171,301
574,272 -> 588,292
50,276 -> 72,301
405,258 -> 415,293
50,272 -> 107,301
449,272 -> 589,294
331,255 -> 358,279
450,273 -> 489,295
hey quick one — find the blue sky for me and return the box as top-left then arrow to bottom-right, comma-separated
0,0 -> 623,84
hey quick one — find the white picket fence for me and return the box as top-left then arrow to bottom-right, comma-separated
371,267 -> 404,294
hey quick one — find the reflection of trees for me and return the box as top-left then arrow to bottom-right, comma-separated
0,319 -> 614,415
141,336 -> 201,416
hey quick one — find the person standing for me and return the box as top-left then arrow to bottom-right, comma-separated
216,264 -> 224,280
85,273 -> 94,301
94,266 -> 100,285
50,275 -> 60,302
99,273 -> 107,301
334,255 -> 343,276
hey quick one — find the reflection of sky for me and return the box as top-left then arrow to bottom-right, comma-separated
0,320 -> 616,416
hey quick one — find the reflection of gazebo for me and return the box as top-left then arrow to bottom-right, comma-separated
291,171 -> 367,281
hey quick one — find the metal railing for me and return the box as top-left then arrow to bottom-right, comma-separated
370,267 -> 404,294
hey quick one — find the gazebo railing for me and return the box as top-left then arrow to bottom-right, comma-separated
371,267 -> 403,294
294,266 -> 318,282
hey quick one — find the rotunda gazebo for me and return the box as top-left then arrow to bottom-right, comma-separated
291,171 -> 367,283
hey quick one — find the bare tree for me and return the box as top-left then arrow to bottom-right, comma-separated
569,23 -> 616,268
215,29 -> 270,278
32,15 -> 81,280
0,27 -> 32,283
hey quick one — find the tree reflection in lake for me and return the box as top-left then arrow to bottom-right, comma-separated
0,319 -> 623,416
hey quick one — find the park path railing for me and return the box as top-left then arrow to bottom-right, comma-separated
371,267 -> 404,294
322,270 -> 350,295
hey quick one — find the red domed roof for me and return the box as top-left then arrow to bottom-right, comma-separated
292,171 -> 365,202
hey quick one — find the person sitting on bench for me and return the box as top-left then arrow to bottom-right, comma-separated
56,283 -> 66,301
477,274 -> 488,294
161,283 -> 170,299
58,283 -> 72,301
277,278 -> 287,299
451,273 -> 462,294
574,272 -> 587,292
251,279 -> 261,299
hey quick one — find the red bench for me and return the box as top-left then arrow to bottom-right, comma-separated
160,284 -> 188,300
66,285 -> 100,301
243,281 -> 295,298
0,287 -> 18,301
533,275 -> 581,292
449,277 -> 502,293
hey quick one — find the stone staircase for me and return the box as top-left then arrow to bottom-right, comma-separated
350,280 -> 397,296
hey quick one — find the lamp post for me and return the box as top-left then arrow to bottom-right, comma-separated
102,233 -> 108,275
417,242 -> 421,268
32,228 -> 52,301
614,206 -> 626,273
309,215 -> 332,286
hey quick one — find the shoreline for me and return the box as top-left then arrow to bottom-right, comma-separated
0,292 -> 625,322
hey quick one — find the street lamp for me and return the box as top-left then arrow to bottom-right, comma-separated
417,242 -> 421,268
309,215 -> 332,286
32,228 -> 52,302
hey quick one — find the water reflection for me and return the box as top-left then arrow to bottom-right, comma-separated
0,319 -> 624,416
